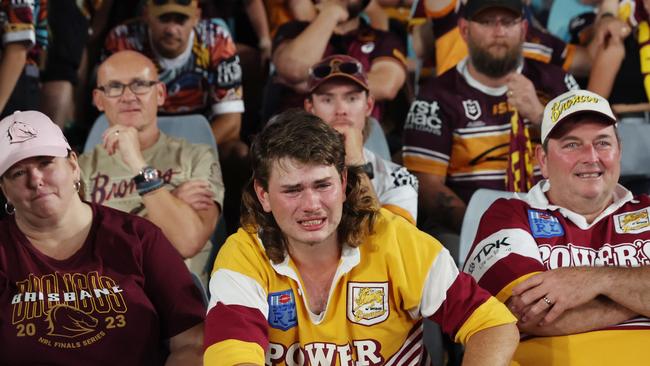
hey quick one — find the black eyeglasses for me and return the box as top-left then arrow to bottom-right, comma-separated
472,17 -> 523,28
152,0 -> 192,5
97,80 -> 159,98
310,61 -> 363,80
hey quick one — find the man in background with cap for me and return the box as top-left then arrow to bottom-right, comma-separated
263,0 -> 407,123
403,0 -> 578,259
304,54 -> 419,224
104,0 -> 248,234
464,89 -> 650,365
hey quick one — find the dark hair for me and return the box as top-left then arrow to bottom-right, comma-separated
241,109 -> 378,263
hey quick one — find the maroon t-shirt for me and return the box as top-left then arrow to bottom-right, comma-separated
0,204 -> 205,365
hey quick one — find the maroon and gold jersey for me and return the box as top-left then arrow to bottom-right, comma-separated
104,18 -> 244,121
463,181 -> 650,365
410,0 -> 576,75
0,204 -> 204,365
402,58 -> 577,203
265,19 -> 407,120
0,0 -> 48,67
204,209 -> 516,365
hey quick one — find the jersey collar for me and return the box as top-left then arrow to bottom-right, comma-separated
525,179 -> 634,229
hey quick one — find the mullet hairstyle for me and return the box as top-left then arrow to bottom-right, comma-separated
241,109 -> 378,264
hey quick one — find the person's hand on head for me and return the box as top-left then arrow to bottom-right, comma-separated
334,124 -> 365,166
102,125 -> 147,173
171,180 -> 215,211
505,73 -> 544,125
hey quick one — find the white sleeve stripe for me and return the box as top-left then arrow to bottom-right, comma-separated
419,249 -> 459,318
207,268 -> 268,318
211,100 -> 245,115
3,31 -> 35,46
462,228 -> 541,282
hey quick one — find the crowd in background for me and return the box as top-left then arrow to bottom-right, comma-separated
2,0 -> 650,364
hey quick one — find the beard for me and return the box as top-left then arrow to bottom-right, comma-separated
467,38 -> 523,78
347,0 -> 370,19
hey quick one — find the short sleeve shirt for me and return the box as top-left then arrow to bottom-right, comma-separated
104,18 -> 244,120
0,204 -> 205,365
0,0 -> 47,67
402,58 -> 577,202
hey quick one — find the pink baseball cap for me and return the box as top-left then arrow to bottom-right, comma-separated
0,110 -> 71,176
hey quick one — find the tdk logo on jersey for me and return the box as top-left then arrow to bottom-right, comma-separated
268,289 -> 297,330
528,209 -> 564,238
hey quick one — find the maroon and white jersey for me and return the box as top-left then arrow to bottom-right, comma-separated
463,180 -> 650,364
465,180 -> 650,296
402,58 -> 577,203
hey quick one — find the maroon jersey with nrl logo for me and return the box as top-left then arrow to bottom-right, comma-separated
402,58 -> 578,203
0,204 -> 204,365
463,181 -> 650,365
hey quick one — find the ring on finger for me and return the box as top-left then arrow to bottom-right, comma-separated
543,296 -> 552,306
507,90 -> 513,97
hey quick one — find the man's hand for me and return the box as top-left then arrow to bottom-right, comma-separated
102,125 -> 147,173
510,267 -> 603,325
333,124 -> 365,166
172,180 -> 215,211
314,0 -> 349,24
505,73 -> 544,126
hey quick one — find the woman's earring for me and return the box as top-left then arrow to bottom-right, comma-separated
4,202 -> 15,215
74,180 -> 81,192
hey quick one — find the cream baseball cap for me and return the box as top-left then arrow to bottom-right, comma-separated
0,110 -> 71,176
541,89 -> 617,144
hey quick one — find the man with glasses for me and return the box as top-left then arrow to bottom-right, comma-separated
79,50 -> 223,283
403,0 -> 577,260
304,54 -> 418,224
104,0 -> 248,236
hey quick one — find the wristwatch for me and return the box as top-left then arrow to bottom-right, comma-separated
133,166 -> 159,184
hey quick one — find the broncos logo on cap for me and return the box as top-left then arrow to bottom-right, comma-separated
7,121 -> 37,144
46,304 -> 99,338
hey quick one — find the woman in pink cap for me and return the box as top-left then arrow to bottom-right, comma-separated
0,111 -> 204,365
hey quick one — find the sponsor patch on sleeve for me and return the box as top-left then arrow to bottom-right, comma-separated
527,209 -> 564,238
268,289 -> 297,331
463,229 -> 541,282
614,207 -> 650,234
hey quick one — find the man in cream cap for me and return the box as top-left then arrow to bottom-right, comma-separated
463,89 -> 650,365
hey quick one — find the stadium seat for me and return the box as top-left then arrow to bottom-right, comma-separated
458,189 -> 527,268
365,117 -> 391,161
83,114 -> 217,153
618,122 -> 650,194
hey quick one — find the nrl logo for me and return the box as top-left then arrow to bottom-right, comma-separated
347,282 -> 389,326
462,99 -> 482,121
7,121 -> 37,144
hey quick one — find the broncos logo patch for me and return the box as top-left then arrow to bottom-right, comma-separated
46,304 -> 99,338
